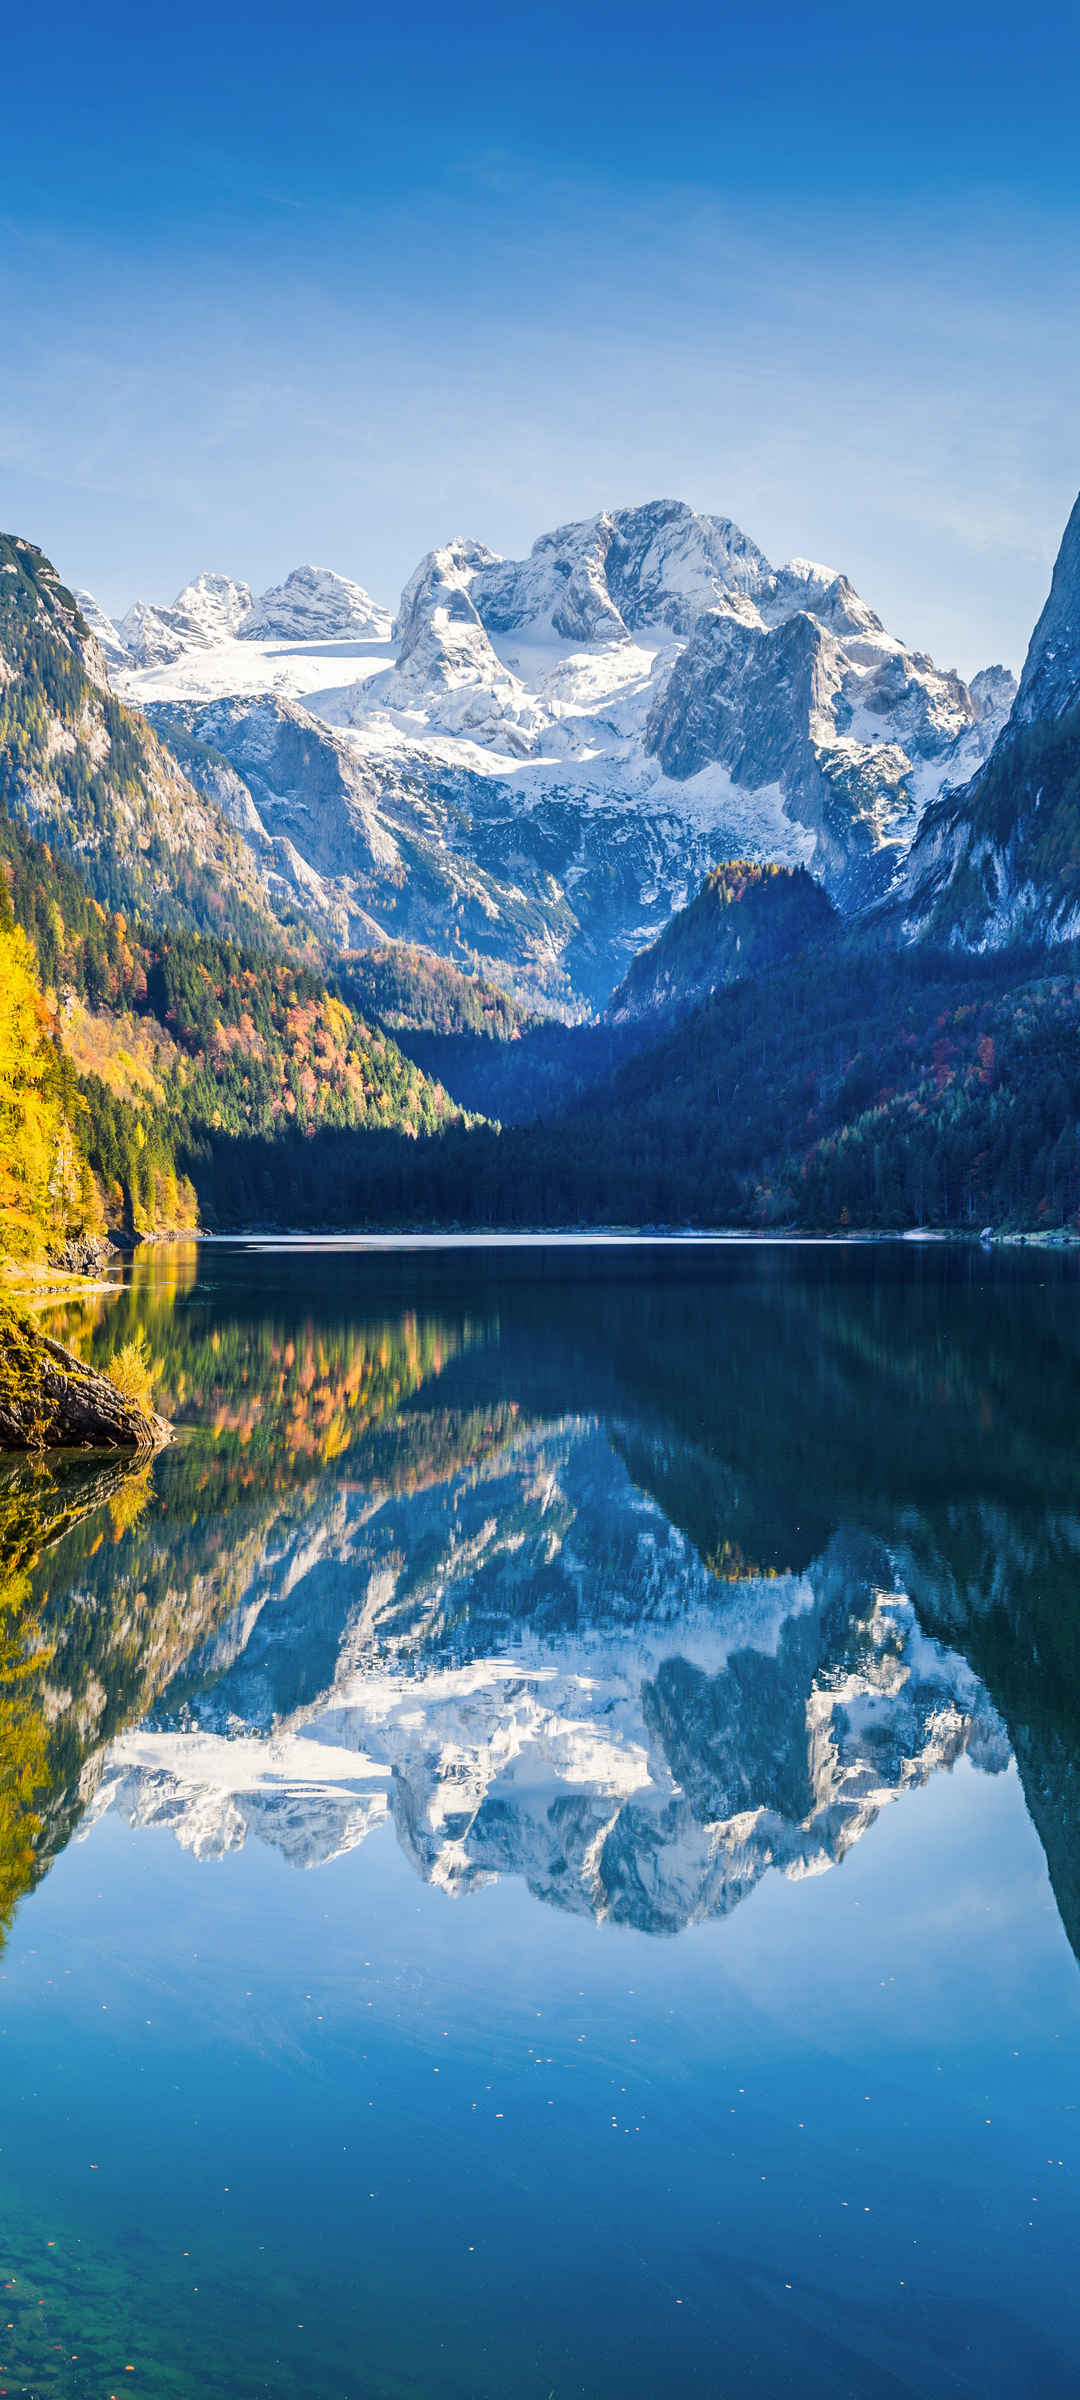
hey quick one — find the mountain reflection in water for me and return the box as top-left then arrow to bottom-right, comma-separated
7,1238 -> 1080,1955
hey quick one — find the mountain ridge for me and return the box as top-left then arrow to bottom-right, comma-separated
84,498 -> 1016,1008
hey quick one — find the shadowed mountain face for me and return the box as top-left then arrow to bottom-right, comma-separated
8,1242 -> 1080,1953
893,489 -> 1080,951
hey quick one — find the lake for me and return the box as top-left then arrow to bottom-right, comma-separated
1,1236 -> 1079,2397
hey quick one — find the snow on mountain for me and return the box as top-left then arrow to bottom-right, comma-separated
106,501 -> 1018,1006
240,564 -> 391,642
85,1415 -> 1007,1931
386,539 -> 543,752
116,572 -> 251,667
115,564 -> 387,671
475,502 -> 770,640
118,596 -> 190,669
74,588 -> 131,671
175,570 -> 253,641
969,663 -> 1017,723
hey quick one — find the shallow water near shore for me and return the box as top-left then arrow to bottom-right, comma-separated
1,1236 -> 1078,2397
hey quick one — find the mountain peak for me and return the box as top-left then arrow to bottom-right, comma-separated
172,571 -> 253,641
1012,490 -> 1080,728
471,500 -> 771,644
240,564 -> 391,643
968,663 -> 1018,722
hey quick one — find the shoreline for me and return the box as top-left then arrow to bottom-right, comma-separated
144,1224 -> 1080,1249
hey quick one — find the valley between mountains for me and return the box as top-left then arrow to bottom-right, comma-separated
1,488 -> 1080,1273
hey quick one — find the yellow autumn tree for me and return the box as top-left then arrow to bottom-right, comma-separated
0,917 -> 94,1259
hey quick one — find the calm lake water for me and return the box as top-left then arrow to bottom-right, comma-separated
2,1236 -> 1079,2398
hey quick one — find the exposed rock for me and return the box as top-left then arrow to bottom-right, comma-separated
0,1307 -> 169,1453
118,598 -> 190,669
49,1233 -> 118,1277
645,590 -> 986,904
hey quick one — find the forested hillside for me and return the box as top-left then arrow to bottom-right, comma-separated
187,935 -> 1080,1234
0,810 -> 462,1259
0,902 -> 97,1258
342,942 -> 524,1038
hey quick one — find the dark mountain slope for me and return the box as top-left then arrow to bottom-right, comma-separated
607,861 -> 836,1026
892,491 -> 1080,950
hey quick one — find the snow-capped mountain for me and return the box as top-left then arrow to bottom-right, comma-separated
93,564 -> 389,672
355,505 -> 1010,892
97,501 -> 1017,1007
115,572 -> 253,666
240,563 -> 390,642
85,1415 -> 1008,1932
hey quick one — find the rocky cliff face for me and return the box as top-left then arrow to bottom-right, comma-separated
891,492 -> 1080,951
0,536 -> 285,947
644,586 -> 1001,908
1010,495 -> 1080,729
101,499 -> 1016,1009
148,692 -> 593,993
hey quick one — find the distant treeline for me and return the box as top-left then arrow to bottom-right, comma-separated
187,936 -> 1080,1234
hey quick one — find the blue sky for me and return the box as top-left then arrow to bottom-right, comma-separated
2,0 -> 1076,673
